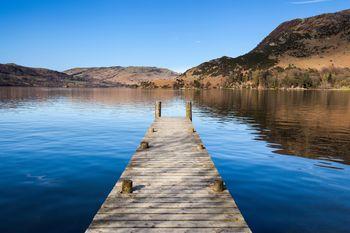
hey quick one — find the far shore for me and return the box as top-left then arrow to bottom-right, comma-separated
1,85 -> 350,91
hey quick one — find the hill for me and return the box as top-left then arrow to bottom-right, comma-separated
0,64 -> 179,88
64,66 -> 179,88
180,9 -> 350,89
0,63 -> 118,87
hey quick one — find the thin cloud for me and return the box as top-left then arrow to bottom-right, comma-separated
290,0 -> 332,4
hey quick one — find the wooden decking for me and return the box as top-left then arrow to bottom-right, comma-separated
86,103 -> 251,233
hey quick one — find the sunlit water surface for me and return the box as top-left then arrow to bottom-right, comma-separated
0,87 -> 349,233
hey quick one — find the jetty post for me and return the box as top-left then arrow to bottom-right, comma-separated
155,101 -> 161,118
121,179 -> 133,194
186,101 -> 192,121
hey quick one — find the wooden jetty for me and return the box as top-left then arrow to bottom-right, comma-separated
86,101 -> 252,233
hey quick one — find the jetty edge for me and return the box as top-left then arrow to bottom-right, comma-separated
85,101 -> 252,233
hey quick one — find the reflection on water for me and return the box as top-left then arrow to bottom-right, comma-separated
2,88 -> 349,164
0,87 -> 349,233
191,90 -> 350,165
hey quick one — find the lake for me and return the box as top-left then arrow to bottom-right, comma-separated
0,87 -> 349,233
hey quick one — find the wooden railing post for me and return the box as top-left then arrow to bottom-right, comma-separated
155,101 -> 161,118
186,101 -> 192,121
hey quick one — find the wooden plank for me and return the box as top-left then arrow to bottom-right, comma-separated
101,202 -> 236,208
110,188 -> 229,195
105,197 -> 237,204
123,171 -> 218,175
86,116 -> 251,233
98,207 -> 240,214
89,220 -> 247,228
93,213 -> 244,221
86,228 -> 251,233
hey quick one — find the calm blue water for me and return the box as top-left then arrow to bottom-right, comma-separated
0,87 -> 349,233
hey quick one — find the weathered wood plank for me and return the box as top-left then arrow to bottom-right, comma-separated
86,116 -> 251,233
86,228 -> 251,233
104,197 -> 237,204
110,188 -> 230,195
101,202 -> 236,208
98,207 -> 240,215
89,220 -> 248,228
93,213 -> 244,221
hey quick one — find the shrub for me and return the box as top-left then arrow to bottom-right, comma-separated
193,79 -> 202,88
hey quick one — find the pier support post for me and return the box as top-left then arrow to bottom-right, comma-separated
189,127 -> 196,133
212,179 -> 224,192
186,101 -> 192,121
140,141 -> 149,150
121,179 -> 133,193
155,101 -> 161,119
197,144 -> 205,150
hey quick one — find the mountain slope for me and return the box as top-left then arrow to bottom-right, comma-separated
0,64 -> 179,88
65,66 -> 179,87
256,9 -> 350,69
180,9 -> 350,89
0,64 -> 95,87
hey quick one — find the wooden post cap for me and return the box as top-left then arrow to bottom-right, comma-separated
121,179 -> 133,193
140,141 -> 149,149
197,144 -> 205,150
189,127 -> 196,133
212,179 -> 224,192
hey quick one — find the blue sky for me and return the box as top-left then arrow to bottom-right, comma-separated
0,0 -> 349,72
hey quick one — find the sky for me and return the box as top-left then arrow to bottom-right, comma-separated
0,0 -> 349,72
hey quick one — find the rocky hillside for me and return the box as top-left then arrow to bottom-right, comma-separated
65,66 -> 179,88
0,64 -> 179,88
180,9 -> 350,89
0,63 -> 119,87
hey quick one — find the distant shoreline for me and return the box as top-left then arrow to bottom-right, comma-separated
1,85 -> 349,91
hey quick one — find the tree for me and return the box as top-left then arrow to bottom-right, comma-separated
193,79 -> 201,88
252,70 -> 260,87
173,78 -> 184,89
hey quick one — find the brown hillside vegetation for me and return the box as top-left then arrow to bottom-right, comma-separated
65,66 -> 178,88
0,63 -> 115,87
0,64 -> 178,88
179,9 -> 350,89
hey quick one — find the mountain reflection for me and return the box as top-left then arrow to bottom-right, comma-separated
1,87 -> 349,164
191,89 -> 350,164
